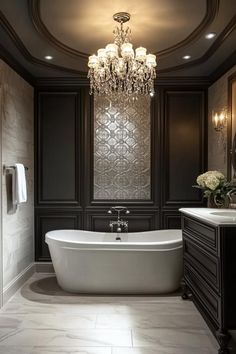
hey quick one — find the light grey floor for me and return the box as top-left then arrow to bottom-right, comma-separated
0,273 -> 226,354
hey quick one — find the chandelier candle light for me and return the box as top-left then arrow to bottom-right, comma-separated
88,12 -> 157,98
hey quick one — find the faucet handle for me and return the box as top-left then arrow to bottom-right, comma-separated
125,210 -> 130,214
107,209 -> 112,214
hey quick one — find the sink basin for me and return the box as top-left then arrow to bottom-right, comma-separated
210,211 -> 236,217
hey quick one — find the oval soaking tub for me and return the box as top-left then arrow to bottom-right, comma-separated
45,229 -> 183,294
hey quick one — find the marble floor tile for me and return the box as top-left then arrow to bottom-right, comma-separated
0,347 -> 33,354
0,316 -> 22,328
96,313 -> 207,329
0,347 -> 111,354
112,347 -> 214,354
0,313 -> 96,329
31,348 -> 112,354
132,328 -> 216,350
0,328 -> 132,347
0,273 -> 225,354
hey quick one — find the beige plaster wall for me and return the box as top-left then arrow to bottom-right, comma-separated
0,60 -> 34,289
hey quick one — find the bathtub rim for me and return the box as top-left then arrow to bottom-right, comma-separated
46,229 -> 183,251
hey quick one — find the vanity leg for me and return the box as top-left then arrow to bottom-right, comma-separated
217,329 -> 231,354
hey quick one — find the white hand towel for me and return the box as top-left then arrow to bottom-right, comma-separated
13,163 -> 27,204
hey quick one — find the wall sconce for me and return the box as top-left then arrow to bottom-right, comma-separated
212,108 -> 227,163
212,109 -> 227,131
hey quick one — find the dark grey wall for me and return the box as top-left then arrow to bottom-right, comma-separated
35,86 -> 207,261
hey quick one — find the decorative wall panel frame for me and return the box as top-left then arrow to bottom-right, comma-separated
35,211 -> 82,261
36,91 -> 82,206
87,93 -> 159,206
35,86 -> 207,261
93,96 -> 151,200
85,209 -> 159,232
162,90 -> 207,207
161,210 -> 182,229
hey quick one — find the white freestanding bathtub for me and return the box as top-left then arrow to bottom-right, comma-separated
45,229 -> 183,294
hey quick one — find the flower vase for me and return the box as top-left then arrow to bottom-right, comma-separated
207,195 -> 216,208
207,194 -> 229,208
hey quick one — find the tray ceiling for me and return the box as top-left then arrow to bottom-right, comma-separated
0,0 -> 235,79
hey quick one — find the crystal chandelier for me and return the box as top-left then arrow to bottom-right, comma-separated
88,12 -> 157,98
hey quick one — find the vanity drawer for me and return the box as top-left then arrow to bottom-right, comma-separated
184,264 -> 220,324
183,217 -> 218,254
184,239 -> 220,291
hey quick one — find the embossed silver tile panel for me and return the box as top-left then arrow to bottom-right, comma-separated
94,96 -> 151,200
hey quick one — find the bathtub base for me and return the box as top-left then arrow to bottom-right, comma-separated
46,229 -> 183,295
52,249 -> 183,294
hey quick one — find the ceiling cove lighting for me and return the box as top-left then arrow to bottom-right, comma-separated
205,32 -> 216,39
88,12 -> 157,99
44,55 -> 53,60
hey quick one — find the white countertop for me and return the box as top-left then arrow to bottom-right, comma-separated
179,208 -> 236,226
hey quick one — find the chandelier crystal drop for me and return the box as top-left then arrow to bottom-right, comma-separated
88,12 -> 157,98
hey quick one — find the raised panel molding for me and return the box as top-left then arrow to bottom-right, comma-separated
35,211 -> 82,261
36,92 -> 81,206
161,210 -> 182,229
88,93 -> 159,206
85,209 -> 159,232
35,87 -> 206,261
93,96 -> 151,200
162,90 -> 206,207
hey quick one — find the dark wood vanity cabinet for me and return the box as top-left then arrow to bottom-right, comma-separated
181,215 -> 236,354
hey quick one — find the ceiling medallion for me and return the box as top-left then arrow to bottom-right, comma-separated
88,12 -> 157,99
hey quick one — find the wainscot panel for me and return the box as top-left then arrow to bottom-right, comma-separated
35,211 -> 82,261
85,209 -> 159,232
161,210 -> 182,229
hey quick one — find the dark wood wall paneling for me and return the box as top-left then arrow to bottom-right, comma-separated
35,86 -> 207,261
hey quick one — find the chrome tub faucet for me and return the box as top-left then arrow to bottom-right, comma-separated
108,206 -> 130,235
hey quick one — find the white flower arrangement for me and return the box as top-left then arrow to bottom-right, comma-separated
193,171 -> 234,207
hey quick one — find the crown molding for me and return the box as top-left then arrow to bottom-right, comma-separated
0,10 -> 87,77
210,50 -> 236,84
35,77 -> 90,87
158,15 -> 236,74
28,0 -> 87,60
0,44 -> 34,85
34,75 -> 211,88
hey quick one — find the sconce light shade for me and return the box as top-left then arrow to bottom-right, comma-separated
212,109 -> 227,131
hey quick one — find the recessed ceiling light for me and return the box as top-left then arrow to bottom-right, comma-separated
183,55 -> 191,60
44,55 -> 53,60
205,32 -> 216,39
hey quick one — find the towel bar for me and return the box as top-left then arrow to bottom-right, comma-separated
3,165 -> 29,172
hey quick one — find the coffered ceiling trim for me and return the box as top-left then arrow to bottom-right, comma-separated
0,7 -> 235,77
0,10 -> 87,77
158,15 -> 236,73
29,0 -> 219,60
